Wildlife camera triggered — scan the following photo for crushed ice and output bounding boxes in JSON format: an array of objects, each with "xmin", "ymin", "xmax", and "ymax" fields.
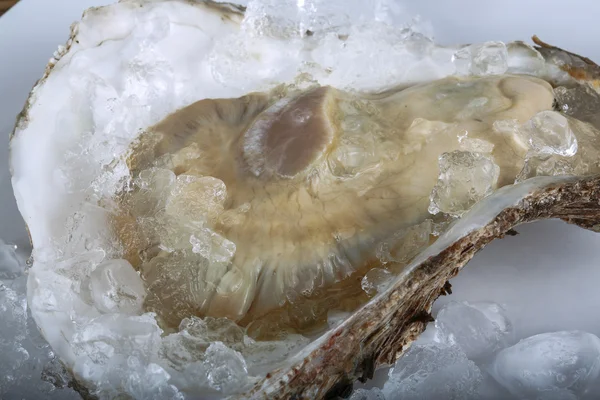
[{"xmin": 351, "ymin": 301, "xmax": 600, "ymax": 400}]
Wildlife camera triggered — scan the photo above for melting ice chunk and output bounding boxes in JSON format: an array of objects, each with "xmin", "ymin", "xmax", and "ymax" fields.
[
  {"xmin": 89, "ymin": 259, "xmax": 146, "ymax": 315},
  {"xmin": 434, "ymin": 301, "xmax": 513, "ymax": 360},
  {"xmin": 458, "ymin": 132, "xmax": 495, "ymax": 154},
  {"xmin": 429, "ymin": 151, "xmax": 500, "ymax": 216},
  {"xmin": 132, "ymin": 168, "xmax": 176, "ymax": 217},
  {"xmin": 453, "ymin": 41, "xmax": 508, "ymax": 76},
  {"xmin": 176, "ymin": 342, "xmax": 250, "ymax": 394},
  {"xmin": 361, "ymin": 268, "xmax": 393, "ymax": 297},
  {"xmin": 506, "ymin": 42, "xmax": 546, "ymax": 76},
  {"xmin": 327, "ymin": 136, "xmax": 379, "ymax": 178},
  {"xmin": 383, "ymin": 343, "xmax": 482, "ymax": 400},
  {"xmin": 202, "ymin": 342, "xmax": 249, "ymax": 393},
  {"xmin": 523, "ymin": 111, "xmax": 578, "ymax": 157},
  {"xmin": 190, "ymin": 228, "xmax": 236, "ymax": 264},
  {"xmin": 0, "ymin": 240, "xmax": 23, "ymax": 279},
  {"xmin": 349, "ymin": 387, "xmax": 385, "ymax": 400},
  {"xmin": 489, "ymin": 331, "xmax": 600, "ymax": 399},
  {"xmin": 375, "ymin": 220, "xmax": 433, "ymax": 265},
  {"xmin": 166, "ymin": 175, "xmax": 227, "ymax": 225}
]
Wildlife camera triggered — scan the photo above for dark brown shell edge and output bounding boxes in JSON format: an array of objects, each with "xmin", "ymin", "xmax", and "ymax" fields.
[
  {"xmin": 533, "ymin": 35, "xmax": 600, "ymax": 88},
  {"xmin": 240, "ymin": 175, "xmax": 600, "ymax": 400}
]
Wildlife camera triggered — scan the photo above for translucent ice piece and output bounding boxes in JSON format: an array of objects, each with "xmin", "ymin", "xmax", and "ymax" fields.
[
  {"xmin": 375, "ymin": 220, "xmax": 433, "ymax": 265},
  {"xmin": 383, "ymin": 343, "xmax": 482, "ymax": 400},
  {"xmin": 523, "ymin": 111, "xmax": 578, "ymax": 157},
  {"xmin": 361, "ymin": 268, "xmax": 393, "ymax": 297},
  {"xmin": 0, "ymin": 240, "xmax": 23, "ymax": 280},
  {"xmin": 0, "ymin": 283, "xmax": 28, "ymax": 344},
  {"xmin": 458, "ymin": 132, "xmax": 495, "ymax": 153},
  {"xmin": 182, "ymin": 342, "xmax": 250, "ymax": 394},
  {"xmin": 131, "ymin": 167, "xmax": 176, "ymax": 217},
  {"xmin": 190, "ymin": 227, "xmax": 236, "ymax": 264},
  {"xmin": 434, "ymin": 301, "xmax": 513, "ymax": 360},
  {"xmin": 506, "ymin": 41, "xmax": 546, "ymax": 76},
  {"xmin": 490, "ymin": 331, "xmax": 600, "ymax": 398},
  {"xmin": 453, "ymin": 41, "xmax": 508, "ymax": 76},
  {"xmin": 71, "ymin": 314, "xmax": 162, "ymax": 363},
  {"xmin": 349, "ymin": 387, "xmax": 385, "ymax": 400},
  {"xmin": 89, "ymin": 259, "xmax": 146, "ymax": 314},
  {"xmin": 166, "ymin": 175, "xmax": 227, "ymax": 225},
  {"xmin": 327, "ymin": 136, "xmax": 379, "ymax": 178},
  {"xmin": 123, "ymin": 361, "xmax": 183, "ymax": 400},
  {"xmin": 429, "ymin": 151, "xmax": 500, "ymax": 216}
]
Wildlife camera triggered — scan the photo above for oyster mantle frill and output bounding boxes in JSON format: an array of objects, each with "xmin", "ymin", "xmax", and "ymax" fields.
[{"xmin": 9, "ymin": 1, "xmax": 600, "ymax": 399}]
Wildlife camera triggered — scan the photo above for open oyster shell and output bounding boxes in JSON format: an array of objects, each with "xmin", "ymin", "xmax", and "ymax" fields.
[{"xmin": 9, "ymin": 0, "xmax": 600, "ymax": 399}]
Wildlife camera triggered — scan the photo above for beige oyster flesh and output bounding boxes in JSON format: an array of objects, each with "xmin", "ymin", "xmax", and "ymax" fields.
[
  {"xmin": 119, "ymin": 74, "xmax": 587, "ymax": 327},
  {"xmin": 8, "ymin": 0, "xmax": 600, "ymax": 399}
]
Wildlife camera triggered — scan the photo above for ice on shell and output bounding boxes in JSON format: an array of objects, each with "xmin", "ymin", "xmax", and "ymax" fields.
[
  {"xmin": 453, "ymin": 41, "xmax": 508, "ymax": 77},
  {"xmin": 523, "ymin": 111, "xmax": 578, "ymax": 157},
  {"xmin": 89, "ymin": 259, "xmax": 146, "ymax": 315},
  {"xmin": 428, "ymin": 151, "xmax": 500, "ymax": 216},
  {"xmin": 361, "ymin": 268, "xmax": 393, "ymax": 297}
]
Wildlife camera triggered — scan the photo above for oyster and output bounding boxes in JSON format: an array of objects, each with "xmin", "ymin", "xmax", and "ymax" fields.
[{"xmin": 8, "ymin": 0, "xmax": 600, "ymax": 399}]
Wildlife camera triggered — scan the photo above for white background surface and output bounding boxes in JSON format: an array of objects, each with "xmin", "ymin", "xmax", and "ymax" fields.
[{"xmin": 1, "ymin": 0, "xmax": 600, "ymax": 395}]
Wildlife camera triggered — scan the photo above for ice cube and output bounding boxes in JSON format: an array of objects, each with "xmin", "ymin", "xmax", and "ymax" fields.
[
  {"xmin": 383, "ymin": 343, "xmax": 483, "ymax": 400},
  {"xmin": 0, "ymin": 240, "xmax": 24, "ymax": 279},
  {"xmin": 376, "ymin": 220, "xmax": 433, "ymax": 265},
  {"xmin": 453, "ymin": 41, "xmax": 508, "ymax": 76},
  {"xmin": 123, "ymin": 361, "xmax": 183, "ymax": 400},
  {"xmin": 349, "ymin": 387, "xmax": 385, "ymax": 400},
  {"xmin": 434, "ymin": 301, "xmax": 513, "ymax": 360},
  {"xmin": 490, "ymin": 331, "xmax": 600, "ymax": 398},
  {"xmin": 327, "ymin": 136, "xmax": 379, "ymax": 178},
  {"xmin": 204, "ymin": 342, "xmax": 250, "ymax": 392},
  {"xmin": 361, "ymin": 268, "xmax": 393, "ymax": 297},
  {"xmin": 131, "ymin": 167, "xmax": 176, "ymax": 217},
  {"xmin": 89, "ymin": 259, "xmax": 147, "ymax": 315},
  {"xmin": 166, "ymin": 175, "xmax": 227, "ymax": 225},
  {"xmin": 506, "ymin": 42, "xmax": 546, "ymax": 76},
  {"xmin": 0, "ymin": 282, "xmax": 28, "ymax": 344},
  {"xmin": 179, "ymin": 342, "xmax": 251, "ymax": 394},
  {"xmin": 71, "ymin": 313, "xmax": 162, "ymax": 363},
  {"xmin": 190, "ymin": 227, "xmax": 236, "ymax": 264},
  {"xmin": 428, "ymin": 151, "xmax": 500, "ymax": 216},
  {"xmin": 523, "ymin": 111, "xmax": 578, "ymax": 157},
  {"xmin": 458, "ymin": 131, "xmax": 495, "ymax": 154}
]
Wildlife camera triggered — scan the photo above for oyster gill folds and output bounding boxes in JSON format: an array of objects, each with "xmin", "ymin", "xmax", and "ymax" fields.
[{"xmin": 8, "ymin": 0, "xmax": 600, "ymax": 399}]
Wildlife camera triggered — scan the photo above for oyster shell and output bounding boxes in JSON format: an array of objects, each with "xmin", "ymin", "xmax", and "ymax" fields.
[{"xmin": 8, "ymin": 0, "xmax": 600, "ymax": 399}]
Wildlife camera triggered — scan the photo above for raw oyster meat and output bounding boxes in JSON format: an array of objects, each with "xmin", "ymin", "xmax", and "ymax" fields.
[{"xmin": 8, "ymin": 0, "xmax": 600, "ymax": 399}]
